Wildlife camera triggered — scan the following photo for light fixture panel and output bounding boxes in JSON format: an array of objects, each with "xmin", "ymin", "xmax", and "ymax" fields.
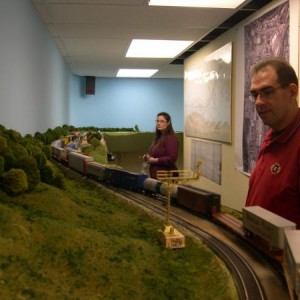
[
  {"xmin": 126, "ymin": 39, "xmax": 193, "ymax": 58},
  {"xmin": 117, "ymin": 69, "xmax": 158, "ymax": 78},
  {"xmin": 148, "ymin": 0, "xmax": 246, "ymax": 9}
]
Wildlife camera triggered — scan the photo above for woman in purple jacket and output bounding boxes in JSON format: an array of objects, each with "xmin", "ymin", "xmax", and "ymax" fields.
[{"xmin": 143, "ymin": 112, "xmax": 179, "ymax": 179}]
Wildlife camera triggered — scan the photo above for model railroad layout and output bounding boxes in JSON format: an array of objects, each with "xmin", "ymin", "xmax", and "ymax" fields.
[{"xmin": 51, "ymin": 135, "xmax": 300, "ymax": 300}]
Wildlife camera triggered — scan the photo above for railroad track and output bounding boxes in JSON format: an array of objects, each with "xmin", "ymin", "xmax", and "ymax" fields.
[
  {"xmin": 108, "ymin": 187, "xmax": 266, "ymax": 300},
  {"xmin": 55, "ymin": 163, "xmax": 274, "ymax": 300}
]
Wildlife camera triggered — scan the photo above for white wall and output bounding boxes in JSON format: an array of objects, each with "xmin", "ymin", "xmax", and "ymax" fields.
[
  {"xmin": 184, "ymin": 0, "xmax": 299, "ymax": 211},
  {"xmin": 0, "ymin": 0, "xmax": 71, "ymax": 135}
]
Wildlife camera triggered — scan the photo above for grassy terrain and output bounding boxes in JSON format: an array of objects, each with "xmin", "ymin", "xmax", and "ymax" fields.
[
  {"xmin": 81, "ymin": 145, "xmax": 108, "ymax": 165},
  {"xmin": 0, "ymin": 168, "xmax": 238, "ymax": 299}
]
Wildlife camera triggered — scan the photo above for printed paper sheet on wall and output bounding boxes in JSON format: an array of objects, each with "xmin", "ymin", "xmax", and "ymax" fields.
[{"xmin": 191, "ymin": 139, "xmax": 222, "ymax": 185}]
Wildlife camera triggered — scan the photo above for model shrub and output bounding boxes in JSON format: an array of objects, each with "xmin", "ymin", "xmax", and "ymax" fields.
[
  {"xmin": 40, "ymin": 164, "xmax": 54, "ymax": 184},
  {"xmin": 10, "ymin": 143, "xmax": 28, "ymax": 159},
  {"xmin": 44, "ymin": 129, "xmax": 56, "ymax": 144},
  {"xmin": 34, "ymin": 151, "xmax": 47, "ymax": 169},
  {"xmin": 2, "ymin": 168, "xmax": 28, "ymax": 195},
  {"xmin": 1, "ymin": 147, "xmax": 15, "ymax": 171},
  {"xmin": 5, "ymin": 129, "xmax": 21, "ymax": 142},
  {"xmin": 53, "ymin": 172, "xmax": 65, "ymax": 189},
  {"xmin": 43, "ymin": 145, "xmax": 52, "ymax": 159},
  {"xmin": 0, "ymin": 136, "xmax": 7, "ymax": 153},
  {"xmin": 0, "ymin": 124, "xmax": 6, "ymax": 134},
  {"xmin": 14, "ymin": 156, "xmax": 40, "ymax": 191},
  {"xmin": 89, "ymin": 137, "xmax": 100, "ymax": 149},
  {"xmin": 34, "ymin": 132, "xmax": 47, "ymax": 144},
  {"xmin": 0, "ymin": 156, "xmax": 4, "ymax": 176}
]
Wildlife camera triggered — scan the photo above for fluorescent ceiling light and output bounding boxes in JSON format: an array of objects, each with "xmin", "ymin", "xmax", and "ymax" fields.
[
  {"xmin": 126, "ymin": 39, "xmax": 193, "ymax": 58},
  {"xmin": 148, "ymin": 0, "xmax": 246, "ymax": 9},
  {"xmin": 117, "ymin": 69, "xmax": 158, "ymax": 78}
]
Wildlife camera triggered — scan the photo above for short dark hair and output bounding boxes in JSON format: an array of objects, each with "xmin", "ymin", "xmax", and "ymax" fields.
[{"xmin": 251, "ymin": 57, "xmax": 298, "ymax": 87}]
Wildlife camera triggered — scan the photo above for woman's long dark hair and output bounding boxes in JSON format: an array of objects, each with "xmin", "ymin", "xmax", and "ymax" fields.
[{"xmin": 154, "ymin": 112, "xmax": 175, "ymax": 139}]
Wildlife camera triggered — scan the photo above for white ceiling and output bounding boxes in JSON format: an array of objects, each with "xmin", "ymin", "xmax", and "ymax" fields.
[{"xmin": 31, "ymin": 0, "xmax": 270, "ymax": 78}]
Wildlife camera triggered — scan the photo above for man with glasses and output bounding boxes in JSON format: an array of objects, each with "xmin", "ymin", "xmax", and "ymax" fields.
[{"xmin": 245, "ymin": 57, "xmax": 300, "ymax": 228}]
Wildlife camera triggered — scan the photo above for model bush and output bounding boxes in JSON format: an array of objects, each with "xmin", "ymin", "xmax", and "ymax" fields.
[
  {"xmin": 53, "ymin": 172, "xmax": 65, "ymax": 189},
  {"xmin": 10, "ymin": 143, "xmax": 28, "ymax": 158},
  {"xmin": 0, "ymin": 156, "xmax": 4, "ymax": 176},
  {"xmin": 2, "ymin": 168, "xmax": 28, "ymax": 195},
  {"xmin": 43, "ymin": 144, "xmax": 52, "ymax": 159},
  {"xmin": 89, "ymin": 137, "xmax": 100, "ymax": 149},
  {"xmin": 33, "ymin": 149, "xmax": 47, "ymax": 169},
  {"xmin": 34, "ymin": 131, "xmax": 47, "ymax": 144},
  {"xmin": 0, "ymin": 136, "xmax": 7, "ymax": 152},
  {"xmin": 40, "ymin": 164, "xmax": 54, "ymax": 184},
  {"xmin": 14, "ymin": 156, "xmax": 40, "ymax": 191},
  {"xmin": 1, "ymin": 147, "xmax": 15, "ymax": 171},
  {"xmin": 0, "ymin": 123, "xmax": 123, "ymax": 195},
  {"xmin": 5, "ymin": 129, "xmax": 22, "ymax": 141}
]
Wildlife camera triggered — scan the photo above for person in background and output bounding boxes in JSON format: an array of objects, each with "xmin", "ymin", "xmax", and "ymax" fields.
[
  {"xmin": 245, "ymin": 57, "xmax": 300, "ymax": 228},
  {"xmin": 143, "ymin": 112, "xmax": 179, "ymax": 179}
]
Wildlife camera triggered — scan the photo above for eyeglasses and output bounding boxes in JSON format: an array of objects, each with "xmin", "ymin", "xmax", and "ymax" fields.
[{"xmin": 249, "ymin": 85, "xmax": 287, "ymax": 103}]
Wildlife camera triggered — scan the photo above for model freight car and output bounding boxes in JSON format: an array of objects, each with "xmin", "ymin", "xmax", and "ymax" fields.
[
  {"xmin": 104, "ymin": 167, "xmax": 147, "ymax": 191},
  {"xmin": 142, "ymin": 177, "xmax": 178, "ymax": 199},
  {"xmin": 176, "ymin": 185, "xmax": 220, "ymax": 217},
  {"xmin": 283, "ymin": 230, "xmax": 300, "ymax": 300},
  {"xmin": 243, "ymin": 206, "xmax": 296, "ymax": 250},
  {"xmin": 68, "ymin": 151, "xmax": 94, "ymax": 174},
  {"xmin": 86, "ymin": 161, "xmax": 107, "ymax": 181}
]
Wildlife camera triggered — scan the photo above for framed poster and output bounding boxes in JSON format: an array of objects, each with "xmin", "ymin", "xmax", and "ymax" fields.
[{"xmin": 184, "ymin": 42, "xmax": 232, "ymax": 143}]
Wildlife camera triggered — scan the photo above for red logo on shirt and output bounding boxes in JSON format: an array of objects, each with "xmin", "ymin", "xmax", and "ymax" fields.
[{"xmin": 270, "ymin": 163, "xmax": 281, "ymax": 175}]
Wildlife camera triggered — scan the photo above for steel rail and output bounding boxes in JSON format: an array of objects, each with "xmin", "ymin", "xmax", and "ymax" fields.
[{"xmin": 115, "ymin": 188, "xmax": 266, "ymax": 300}]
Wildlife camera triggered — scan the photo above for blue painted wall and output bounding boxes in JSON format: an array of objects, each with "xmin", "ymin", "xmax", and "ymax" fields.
[
  {"xmin": 0, "ymin": 0, "xmax": 71, "ymax": 136},
  {"xmin": 70, "ymin": 76, "xmax": 183, "ymax": 132},
  {"xmin": 0, "ymin": 0, "xmax": 183, "ymax": 135}
]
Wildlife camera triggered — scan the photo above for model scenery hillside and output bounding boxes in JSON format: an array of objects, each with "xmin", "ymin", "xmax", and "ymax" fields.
[{"xmin": 0, "ymin": 123, "xmax": 237, "ymax": 299}]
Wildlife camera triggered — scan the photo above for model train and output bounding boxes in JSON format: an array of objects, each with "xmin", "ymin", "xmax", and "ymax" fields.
[
  {"xmin": 51, "ymin": 136, "xmax": 299, "ymax": 299},
  {"xmin": 51, "ymin": 136, "xmax": 221, "ymax": 217}
]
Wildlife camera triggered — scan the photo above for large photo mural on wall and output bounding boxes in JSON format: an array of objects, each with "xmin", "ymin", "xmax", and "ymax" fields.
[
  {"xmin": 184, "ymin": 42, "xmax": 232, "ymax": 143},
  {"xmin": 242, "ymin": 1, "xmax": 289, "ymax": 174}
]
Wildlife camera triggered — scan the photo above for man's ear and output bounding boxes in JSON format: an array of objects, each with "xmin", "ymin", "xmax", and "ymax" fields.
[{"xmin": 288, "ymin": 83, "xmax": 298, "ymax": 99}]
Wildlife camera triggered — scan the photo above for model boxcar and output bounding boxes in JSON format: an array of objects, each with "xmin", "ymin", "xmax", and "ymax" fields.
[
  {"xmin": 176, "ymin": 185, "xmax": 220, "ymax": 217},
  {"xmin": 104, "ymin": 167, "xmax": 124, "ymax": 186},
  {"xmin": 104, "ymin": 167, "xmax": 147, "ymax": 191},
  {"xmin": 242, "ymin": 206, "xmax": 296, "ymax": 250},
  {"xmin": 118, "ymin": 171, "xmax": 148, "ymax": 191},
  {"xmin": 86, "ymin": 161, "xmax": 107, "ymax": 181},
  {"xmin": 68, "ymin": 151, "xmax": 94, "ymax": 174}
]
